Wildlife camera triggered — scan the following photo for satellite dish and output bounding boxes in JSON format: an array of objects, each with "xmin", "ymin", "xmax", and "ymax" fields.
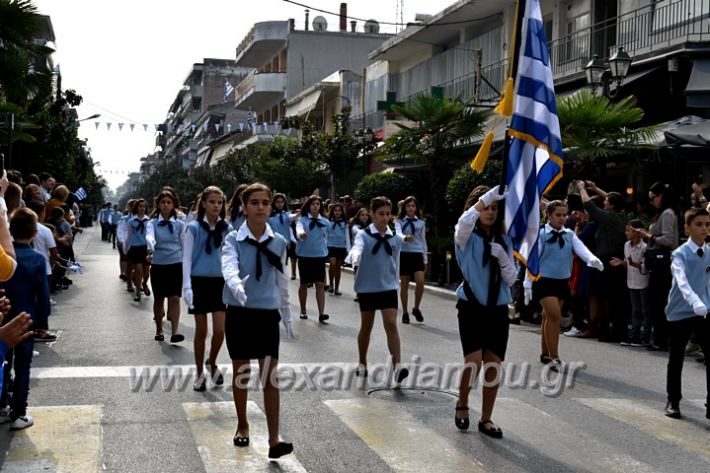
[
  {"xmin": 313, "ymin": 16, "xmax": 328, "ymax": 31},
  {"xmin": 364, "ymin": 19, "xmax": 380, "ymax": 34}
]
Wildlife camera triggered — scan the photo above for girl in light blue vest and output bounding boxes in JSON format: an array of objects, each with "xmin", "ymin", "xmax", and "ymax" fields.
[
  {"xmin": 183, "ymin": 186, "xmax": 232, "ymax": 391},
  {"xmin": 523, "ymin": 200, "xmax": 603, "ymax": 370},
  {"xmin": 221, "ymin": 183, "xmax": 294, "ymax": 459},
  {"xmin": 123, "ymin": 199, "xmax": 151, "ymax": 302},
  {"xmin": 349, "ymin": 207, "xmax": 370, "ymax": 303},
  {"xmin": 327, "ymin": 202, "xmax": 350, "ymax": 296},
  {"xmin": 268, "ymin": 193, "xmax": 296, "ymax": 276},
  {"xmin": 146, "ymin": 189, "xmax": 185, "ymax": 344},
  {"xmin": 396, "ymin": 196, "xmax": 428, "ymax": 324},
  {"xmin": 453, "ymin": 185, "xmax": 515, "ymax": 439},
  {"xmin": 228, "ymin": 184, "xmax": 248, "ymax": 230},
  {"xmin": 295, "ymin": 195, "xmax": 330, "ymax": 322},
  {"xmin": 116, "ymin": 200, "xmax": 134, "ymax": 286},
  {"xmin": 347, "ymin": 196, "xmax": 409, "ymax": 384}
]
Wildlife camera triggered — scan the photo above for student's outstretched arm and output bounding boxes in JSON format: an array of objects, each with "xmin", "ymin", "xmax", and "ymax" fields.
[{"xmin": 571, "ymin": 233, "xmax": 603, "ymax": 270}]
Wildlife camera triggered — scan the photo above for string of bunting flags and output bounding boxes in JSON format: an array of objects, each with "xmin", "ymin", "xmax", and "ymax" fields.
[{"xmin": 90, "ymin": 117, "xmax": 263, "ymax": 135}]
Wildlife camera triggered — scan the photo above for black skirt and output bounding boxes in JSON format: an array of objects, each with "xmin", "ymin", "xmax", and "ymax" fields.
[
  {"xmin": 189, "ymin": 276, "xmax": 227, "ymax": 314},
  {"xmin": 357, "ymin": 290, "xmax": 398, "ymax": 312},
  {"xmin": 399, "ymin": 251, "xmax": 425, "ymax": 276},
  {"xmin": 456, "ymin": 298, "xmax": 510, "ymax": 360},
  {"xmin": 328, "ymin": 246, "xmax": 348, "ymax": 261},
  {"xmin": 287, "ymin": 242, "xmax": 297, "ymax": 259},
  {"xmin": 127, "ymin": 245, "xmax": 148, "ymax": 265},
  {"xmin": 150, "ymin": 263, "xmax": 182, "ymax": 298},
  {"xmin": 532, "ymin": 277, "xmax": 570, "ymax": 301},
  {"xmin": 298, "ymin": 257, "xmax": 326, "ymax": 284},
  {"xmin": 225, "ymin": 306, "xmax": 281, "ymax": 360}
]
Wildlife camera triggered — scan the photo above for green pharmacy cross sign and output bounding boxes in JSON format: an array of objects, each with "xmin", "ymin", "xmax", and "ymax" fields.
[{"xmin": 377, "ymin": 92, "xmax": 403, "ymax": 119}]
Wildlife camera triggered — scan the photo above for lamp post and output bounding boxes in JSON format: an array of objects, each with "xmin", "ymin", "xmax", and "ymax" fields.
[
  {"xmin": 585, "ymin": 47, "xmax": 632, "ymax": 98},
  {"xmin": 78, "ymin": 113, "xmax": 101, "ymax": 124},
  {"xmin": 355, "ymin": 127, "xmax": 375, "ymax": 174}
]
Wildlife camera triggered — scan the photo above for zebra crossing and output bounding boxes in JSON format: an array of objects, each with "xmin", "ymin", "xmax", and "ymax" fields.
[{"xmin": 2, "ymin": 395, "xmax": 709, "ymax": 472}]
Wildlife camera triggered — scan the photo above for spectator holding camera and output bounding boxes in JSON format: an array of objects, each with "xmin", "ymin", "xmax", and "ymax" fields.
[{"xmin": 577, "ymin": 180, "xmax": 628, "ymax": 342}]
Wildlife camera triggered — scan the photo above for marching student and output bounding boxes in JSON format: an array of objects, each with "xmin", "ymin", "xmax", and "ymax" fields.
[
  {"xmin": 227, "ymin": 184, "xmax": 248, "ymax": 230},
  {"xmin": 268, "ymin": 193, "xmax": 296, "ymax": 272},
  {"xmin": 524, "ymin": 200, "xmax": 603, "ymax": 371},
  {"xmin": 288, "ymin": 200, "xmax": 302, "ymax": 280},
  {"xmin": 327, "ymin": 202, "xmax": 350, "ymax": 296},
  {"xmin": 116, "ymin": 200, "xmax": 134, "ymax": 285},
  {"xmin": 146, "ymin": 189, "xmax": 185, "ymax": 343},
  {"xmin": 663, "ymin": 208, "xmax": 710, "ymax": 419},
  {"xmin": 183, "ymin": 186, "xmax": 232, "ymax": 391},
  {"xmin": 349, "ymin": 207, "xmax": 370, "ymax": 302},
  {"xmin": 452, "ymin": 185, "xmax": 514, "ymax": 439},
  {"xmin": 396, "ymin": 196, "xmax": 428, "ymax": 324},
  {"xmin": 221, "ymin": 182, "xmax": 294, "ymax": 459},
  {"xmin": 123, "ymin": 199, "xmax": 151, "ymax": 302},
  {"xmin": 347, "ymin": 196, "xmax": 408, "ymax": 384},
  {"xmin": 295, "ymin": 195, "xmax": 330, "ymax": 322},
  {"xmin": 110, "ymin": 204, "xmax": 122, "ymax": 249}
]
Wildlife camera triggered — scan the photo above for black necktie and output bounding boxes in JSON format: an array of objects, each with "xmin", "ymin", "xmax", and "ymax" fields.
[
  {"xmin": 366, "ymin": 229, "xmax": 393, "ymax": 255},
  {"xmin": 473, "ymin": 225, "xmax": 507, "ymax": 307},
  {"xmin": 547, "ymin": 230, "xmax": 565, "ymax": 248},
  {"xmin": 402, "ymin": 218, "xmax": 416, "ymax": 235},
  {"xmin": 332, "ymin": 220, "xmax": 345, "ymax": 229},
  {"xmin": 309, "ymin": 217, "xmax": 325, "ymax": 230},
  {"xmin": 473, "ymin": 226, "xmax": 494, "ymax": 267},
  {"xmin": 698, "ymin": 248, "xmax": 705, "ymax": 258},
  {"xmin": 135, "ymin": 218, "xmax": 146, "ymax": 234},
  {"xmin": 158, "ymin": 220, "xmax": 174, "ymax": 234},
  {"xmin": 200, "ymin": 220, "xmax": 228, "ymax": 254},
  {"xmin": 270, "ymin": 210, "xmax": 284, "ymax": 225},
  {"xmin": 243, "ymin": 236, "xmax": 283, "ymax": 280}
]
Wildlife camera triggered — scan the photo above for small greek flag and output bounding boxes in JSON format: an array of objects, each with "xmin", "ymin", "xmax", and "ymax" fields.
[
  {"xmin": 223, "ymin": 80, "xmax": 235, "ymax": 103},
  {"xmin": 74, "ymin": 187, "xmax": 88, "ymax": 201}
]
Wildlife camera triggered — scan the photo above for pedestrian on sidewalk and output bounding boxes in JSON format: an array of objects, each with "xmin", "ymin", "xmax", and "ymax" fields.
[
  {"xmin": 663, "ymin": 208, "xmax": 710, "ymax": 420},
  {"xmin": 452, "ymin": 185, "xmax": 514, "ymax": 439},
  {"xmin": 123, "ymin": 199, "xmax": 151, "ymax": 302},
  {"xmin": 146, "ymin": 190, "xmax": 185, "ymax": 344},
  {"xmin": 347, "ymin": 196, "xmax": 408, "ymax": 385},
  {"xmin": 524, "ymin": 200, "xmax": 603, "ymax": 371},
  {"xmin": 182, "ymin": 186, "xmax": 231, "ymax": 391},
  {"xmin": 326, "ymin": 202, "xmax": 350, "ymax": 296},
  {"xmin": 396, "ymin": 196, "xmax": 428, "ymax": 324},
  {"xmin": 295, "ymin": 195, "xmax": 330, "ymax": 322},
  {"xmin": 221, "ymin": 182, "xmax": 294, "ymax": 459}
]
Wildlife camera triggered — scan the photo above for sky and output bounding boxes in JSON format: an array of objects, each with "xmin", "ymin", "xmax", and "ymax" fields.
[{"xmin": 32, "ymin": 0, "xmax": 455, "ymax": 191}]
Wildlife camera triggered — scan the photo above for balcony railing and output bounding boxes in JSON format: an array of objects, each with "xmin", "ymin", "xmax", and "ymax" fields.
[{"xmin": 235, "ymin": 70, "xmax": 256, "ymax": 98}]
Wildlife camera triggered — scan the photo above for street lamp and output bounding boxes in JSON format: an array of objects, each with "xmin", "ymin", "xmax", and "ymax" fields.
[{"xmin": 585, "ymin": 47, "xmax": 633, "ymax": 97}]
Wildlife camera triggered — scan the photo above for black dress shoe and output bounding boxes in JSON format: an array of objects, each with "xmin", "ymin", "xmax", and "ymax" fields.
[
  {"xmin": 455, "ymin": 403, "xmax": 469, "ymax": 430},
  {"xmin": 170, "ymin": 334, "xmax": 184, "ymax": 343},
  {"xmin": 402, "ymin": 312, "xmax": 410, "ymax": 324},
  {"xmin": 233, "ymin": 435, "xmax": 249, "ymax": 447},
  {"xmin": 268, "ymin": 441, "xmax": 293, "ymax": 459},
  {"xmin": 412, "ymin": 308, "xmax": 424, "ymax": 322},
  {"xmin": 355, "ymin": 367, "xmax": 368, "ymax": 377},
  {"xmin": 540, "ymin": 353, "xmax": 553, "ymax": 365},
  {"xmin": 478, "ymin": 420, "xmax": 503, "ymax": 438},
  {"xmin": 395, "ymin": 368, "xmax": 409, "ymax": 384},
  {"xmin": 664, "ymin": 402, "xmax": 681, "ymax": 419},
  {"xmin": 154, "ymin": 334, "xmax": 164, "ymax": 341},
  {"xmin": 318, "ymin": 313, "xmax": 329, "ymax": 323}
]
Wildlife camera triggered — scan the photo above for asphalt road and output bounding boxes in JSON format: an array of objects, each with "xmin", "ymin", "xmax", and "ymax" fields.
[{"xmin": 1, "ymin": 225, "xmax": 709, "ymax": 473}]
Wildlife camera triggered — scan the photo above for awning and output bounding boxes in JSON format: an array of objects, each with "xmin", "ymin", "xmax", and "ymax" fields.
[
  {"xmin": 685, "ymin": 59, "xmax": 710, "ymax": 108},
  {"xmin": 665, "ymin": 120, "xmax": 710, "ymax": 146},
  {"xmin": 209, "ymin": 140, "xmax": 235, "ymax": 167},
  {"xmin": 195, "ymin": 146, "xmax": 212, "ymax": 168},
  {"xmin": 285, "ymin": 91, "xmax": 322, "ymax": 118}
]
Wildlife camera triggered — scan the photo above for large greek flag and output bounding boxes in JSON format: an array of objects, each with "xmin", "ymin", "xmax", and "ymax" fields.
[{"xmin": 504, "ymin": 0, "xmax": 564, "ymax": 279}]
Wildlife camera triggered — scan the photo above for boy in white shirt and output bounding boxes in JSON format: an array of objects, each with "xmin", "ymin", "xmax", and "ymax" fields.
[{"xmin": 611, "ymin": 219, "xmax": 650, "ymax": 346}]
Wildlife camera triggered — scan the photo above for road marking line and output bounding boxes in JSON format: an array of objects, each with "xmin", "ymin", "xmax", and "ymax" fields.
[
  {"xmin": 324, "ymin": 398, "xmax": 486, "ymax": 473},
  {"xmin": 182, "ymin": 401, "xmax": 306, "ymax": 473},
  {"xmin": 579, "ymin": 398, "xmax": 710, "ymax": 463},
  {"xmin": 1, "ymin": 405, "xmax": 102, "ymax": 473}
]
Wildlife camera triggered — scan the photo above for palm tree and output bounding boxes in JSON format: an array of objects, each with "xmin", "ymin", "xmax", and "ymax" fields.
[
  {"xmin": 383, "ymin": 93, "xmax": 489, "ymax": 237},
  {"xmin": 557, "ymin": 89, "xmax": 658, "ymax": 179}
]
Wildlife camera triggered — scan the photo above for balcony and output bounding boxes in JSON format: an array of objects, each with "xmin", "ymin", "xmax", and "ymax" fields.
[
  {"xmin": 234, "ymin": 70, "xmax": 287, "ymax": 111},
  {"xmin": 235, "ymin": 21, "xmax": 290, "ymax": 68}
]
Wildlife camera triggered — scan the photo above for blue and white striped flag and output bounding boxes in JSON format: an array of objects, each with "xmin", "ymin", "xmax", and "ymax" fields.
[
  {"xmin": 74, "ymin": 187, "xmax": 87, "ymax": 201},
  {"xmin": 504, "ymin": 0, "xmax": 564, "ymax": 279},
  {"xmin": 223, "ymin": 80, "xmax": 235, "ymax": 103}
]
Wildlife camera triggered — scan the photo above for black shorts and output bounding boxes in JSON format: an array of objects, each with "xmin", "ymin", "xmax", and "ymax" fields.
[
  {"xmin": 358, "ymin": 290, "xmax": 398, "ymax": 312},
  {"xmin": 127, "ymin": 245, "xmax": 148, "ymax": 265},
  {"xmin": 298, "ymin": 257, "xmax": 326, "ymax": 284},
  {"xmin": 225, "ymin": 306, "xmax": 281, "ymax": 360},
  {"xmin": 399, "ymin": 252, "xmax": 425, "ymax": 276},
  {"xmin": 287, "ymin": 242, "xmax": 297, "ymax": 259},
  {"xmin": 150, "ymin": 263, "xmax": 182, "ymax": 298},
  {"xmin": 533, "ymin": 277, "xmax": 570, "ymax": 301},
  {"xmin": 189, "ymin": 276, "xmax": 227, "ymax": 314},
  {"xmin": 457, "ymin": 298, "xmax": 510, "ymax": 359},
  {"xmin": 328, "ymin": 246, "xmax": 348, "ymax": 261}
]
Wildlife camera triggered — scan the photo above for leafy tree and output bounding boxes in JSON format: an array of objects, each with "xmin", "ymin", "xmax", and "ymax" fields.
[
  {"xmin": 445, "ymin": 159, "xmax": 502, "ymax": 213},
  {"xmin": 353, "ymin": 172, "xmax": 413, "ymax": 208},
  {"xmin": 383, "ymin": 93, "xmax": 489, "ymax": 237}
]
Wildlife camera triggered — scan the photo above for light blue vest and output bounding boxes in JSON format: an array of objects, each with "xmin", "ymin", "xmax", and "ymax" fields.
[
  {"xmin": 538, "ymin": 227, "xmax": 575, "ymax": 279},
  {"xmin": 128, "ymin": 216, "xmax": 149, "ymax": 247},
  {"xmin": 230, "ymin": 209, "xmax": 245, "ymax": 231},
  {"xmin": 222, "ymin": 231, "xmax": 288, "ymax": 309},
  {"xmin": 296, "ymin": 215, "xmax": 329, "ymax": 258},
  {"xmin": 187, "ymin": 220, "xmax": 232, "ymax": 277},
  {"xmin": 110, "ymin": 211, "xmax": 122, "ymax": 225},
  {"xmin": 151, "ymin": 218, "xmax": 184, "ymax": 265},
  {"xmin": 328, "ymin": 220, "xmax": 348, "ymax": 248},
  {"xmin": 353, "ymin": 230, "xmax": 403, "ymax": 294},
  {"xmin": 268, "ymin": 211, "xmax": 292, "ymax": 244},
  {"xmin": 455, "ymin": 230, "xmax": 513, "ymax": 306},
  {"xmin": 666, "ymin": 242, "xmax": 710, "ymax": 321},
  {"xmin": 399, "ymin": 217, "xmax": 426, "ymax": 254}
]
